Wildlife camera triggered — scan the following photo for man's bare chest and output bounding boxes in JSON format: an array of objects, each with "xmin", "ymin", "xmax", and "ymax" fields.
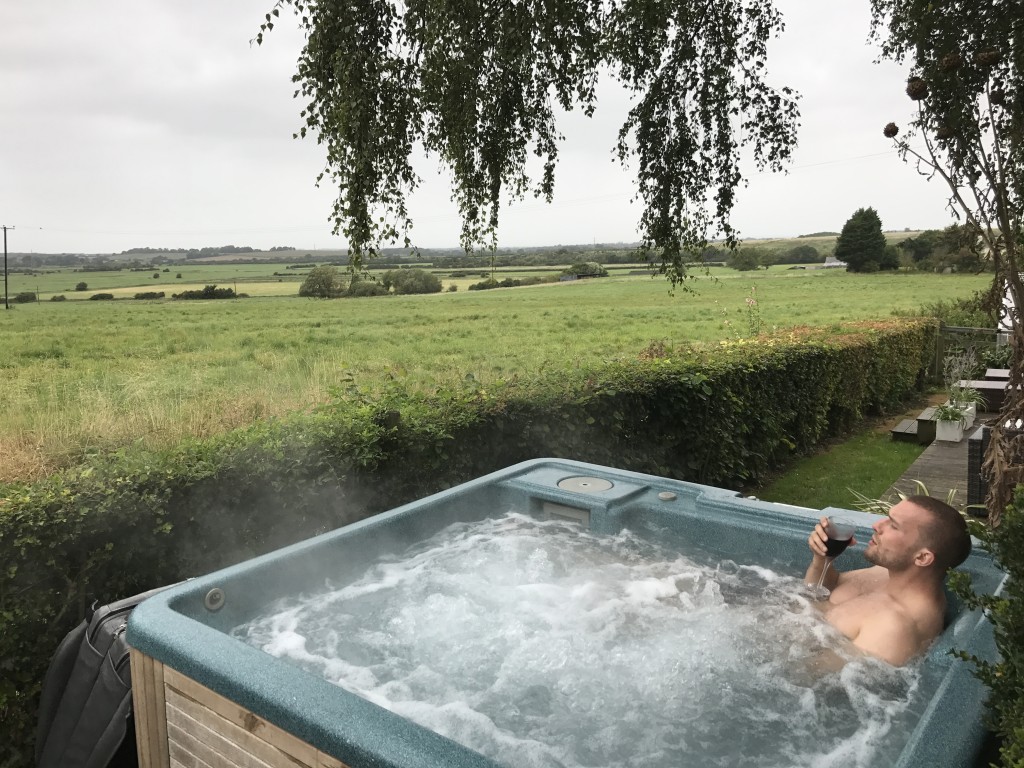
[{"xmin": 824, "ymin": 590, "xmax": 890, "ymax": 639}]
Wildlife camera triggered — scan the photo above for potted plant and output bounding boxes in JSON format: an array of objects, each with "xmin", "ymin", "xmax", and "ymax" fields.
[
  {"xmin": 949, "ymin": 384, "xmax": 985, "ymax": 430},
  {"xmin": 935, "ymin": 402, "xmax": 967, "ymax": 442}
]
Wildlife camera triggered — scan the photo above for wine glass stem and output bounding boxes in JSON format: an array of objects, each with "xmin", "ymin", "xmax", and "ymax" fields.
[{"xmin": 816, "ymin": 557, "xmax": 834, "ymax": 592}]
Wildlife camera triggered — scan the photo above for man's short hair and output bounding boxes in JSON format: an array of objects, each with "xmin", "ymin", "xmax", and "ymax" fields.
[{"xmin": 906, "ymin": 495, "xmax": 972, "ymax": 571}]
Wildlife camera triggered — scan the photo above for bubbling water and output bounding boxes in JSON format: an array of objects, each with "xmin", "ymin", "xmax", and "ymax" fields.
[{"xmin": 232, "ymin": 512, "xmax": 925, "ymax": 768}]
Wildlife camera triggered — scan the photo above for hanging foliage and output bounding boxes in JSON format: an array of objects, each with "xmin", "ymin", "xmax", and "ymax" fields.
[{"xmin": 256, "ymin": 0, "xmax": 800, "ymax": 285}]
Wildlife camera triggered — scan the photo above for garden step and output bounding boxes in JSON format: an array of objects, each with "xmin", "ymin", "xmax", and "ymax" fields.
[
  {"xmin": 916, "ymin": 407, "xmax": 937, "ymax": 445},
  {"xmin": 891, "ymin": 419, "xmax": 919, "ymax": 443}
]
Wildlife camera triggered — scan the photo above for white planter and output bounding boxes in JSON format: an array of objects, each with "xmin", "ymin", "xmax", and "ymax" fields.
[
  {"xmin": 962, "ymin": 403, "xmax": 977, "ymax": 430},
  {"xmin": 936, "ymin": 418, "xmax": 966, "ymax": 442}
]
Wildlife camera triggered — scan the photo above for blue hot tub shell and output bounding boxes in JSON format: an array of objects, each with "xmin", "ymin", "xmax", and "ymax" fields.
[{"xmin": 128, "ymin": 458, "xmax": 1005, "ymax": 768}]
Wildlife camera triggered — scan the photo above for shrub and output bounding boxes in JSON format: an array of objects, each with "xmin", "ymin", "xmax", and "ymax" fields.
[
  {"xmin": 346, "ymin": 280, "xmax": 389, "ymax": 297},
  {"xmin": 12, "ymin": 292, "xmax": 36, "ymax": 304},
  {"xmin": 298, "ymin": 265, "xmax": 345, "ymax": 298},
  {"xmin": 563, "ymin": 261, "xmax": 609, "ymax": 278},
  {"xmin": 914, "ymin": 290, "xmax": 994, "ymax": 328},
  {"xmin": 88, "ymin": 293, "xmax": 114, "ymax": 301},
  {"xmin": 777, "ymin": 245, "xmax": 820, "ymax": 265},
  {"xmin": 134, "ymin": 291, "xmax": 166, "ymax": 300},
  {"xmin": 381, "ymin": 268, "xmax": 443, "ymax": 295},
  {"xmin": 74, "ymin": 282, "xmax": 88, "ymax": 291},
  {"xmin": 726, "ymin": 249, "xmax": 764, "ymax": 271},
  {"xmin": 49, "ymin": 294, "xmax": 66, "ymax": 302},
  {"xmin": 468, "ymin": 278, "xmax": 501, "ymax": 291},
  {"xmin": 172, "ymin": 285, "xmax": 237, "ymax": 300}
]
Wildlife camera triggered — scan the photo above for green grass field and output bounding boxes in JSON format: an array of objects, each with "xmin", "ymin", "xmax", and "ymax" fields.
[{"xmin": 1, "ymin": 265, "xmax": 990, "ymax": 481}]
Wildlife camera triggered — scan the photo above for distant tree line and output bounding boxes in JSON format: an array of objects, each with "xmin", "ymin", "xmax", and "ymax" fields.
[
  {"xmin": 298, "ymin": 266, "xmax": 445, "ymax": 299},
  {"xmin": 120, "ymin": 245, "xmax": 294, "ymax": 257},
  {"xmin": 721, "ymin": 244, "xmax": 827, "ymax": 271},
  {"xmin": 895, "ymin": 225, "xmax": 989, "ymax": 273},
  {"xmin": 13, "ymin": 231, "xmax": 985, "ymax": 277},
  {"xmin": 719, "ymin": 209, "xmax": 992, "ymax": 274},
  {"xmin": 172, "ymin": 285, "xmax": 243, "ymax": 300}
]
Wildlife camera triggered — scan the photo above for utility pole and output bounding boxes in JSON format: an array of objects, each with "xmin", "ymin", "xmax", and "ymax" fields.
[{"xmin": 2, "ymin": 225, "xmax": 13, "ymax": 310}]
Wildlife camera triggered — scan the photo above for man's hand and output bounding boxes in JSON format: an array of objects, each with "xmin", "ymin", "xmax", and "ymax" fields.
[
  {"xmin": 804, "ymin": 516, "xmax": 856, "ymax": 592},
  {"xmin": 807, "ymin": 515, "xmax": 857, "ymax": 557}
]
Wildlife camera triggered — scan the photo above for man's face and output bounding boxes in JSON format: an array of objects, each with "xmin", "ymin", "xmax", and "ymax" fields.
[{"xmin": 864, "ymin": 500, "xmax": 931, "ymax": 571}]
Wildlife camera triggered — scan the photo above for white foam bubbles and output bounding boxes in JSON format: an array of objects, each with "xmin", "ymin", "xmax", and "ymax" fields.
[{"xmin": 231, "ymin": 512, "xmax": 927, "ymax": 768}]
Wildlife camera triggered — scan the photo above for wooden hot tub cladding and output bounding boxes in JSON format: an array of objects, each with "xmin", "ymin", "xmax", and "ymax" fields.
[{"xmin": 130, "ymin": 649, "xmax": 351, "ymax": 768}]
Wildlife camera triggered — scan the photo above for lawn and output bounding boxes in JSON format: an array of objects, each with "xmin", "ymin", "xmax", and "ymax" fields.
[
  {"xmin": 0, "ymin": 267, "xmax": 991, "ymax": 481},
  {"xmin": 754, "ymin": 428, "xmax": 927, "ymax": 511}
]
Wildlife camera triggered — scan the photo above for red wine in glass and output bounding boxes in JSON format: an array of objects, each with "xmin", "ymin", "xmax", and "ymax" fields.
[
  {"xmin": 807, "ymin": 516, "xmax": 857, "ymax": 600},
  {"xmin": 824, "ymin": 535, "xmax": 853, "ymax": 558}
]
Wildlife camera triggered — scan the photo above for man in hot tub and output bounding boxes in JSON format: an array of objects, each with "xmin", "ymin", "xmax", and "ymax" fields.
[{"xmin": 805, "ymin": 496, "xmax": 972, "ymax": 666}]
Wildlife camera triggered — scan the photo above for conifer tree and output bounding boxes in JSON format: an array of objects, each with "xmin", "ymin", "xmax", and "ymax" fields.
[{"xmin": 835, "ymin": 207, "xmax": 889, "ymax": 272}]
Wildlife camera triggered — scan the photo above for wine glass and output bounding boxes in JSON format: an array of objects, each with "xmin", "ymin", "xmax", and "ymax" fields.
[{"xmin": 806, "ymin": 516, "xmax": 857, "ymax": 601}]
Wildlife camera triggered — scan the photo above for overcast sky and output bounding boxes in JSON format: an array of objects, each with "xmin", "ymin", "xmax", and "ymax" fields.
[{"xmin": 2, "ymin": 1, "xmax": 960, "ymax": 255}]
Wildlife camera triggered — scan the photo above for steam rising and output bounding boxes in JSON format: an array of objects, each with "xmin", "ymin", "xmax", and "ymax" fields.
[{"xmin": 232, "ymin": 513, "xmax": 925, "ymax": 767}]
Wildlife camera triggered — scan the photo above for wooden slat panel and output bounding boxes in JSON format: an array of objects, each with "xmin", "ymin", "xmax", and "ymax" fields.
[
  {"xmin": 164, "ymin": 667, "xmax": 319, "ymax": 766},
  {"xmin": 163, "ymin": 669, "xmax": 353, "ymax": 768},
  {"xmin": 166, "ymin": 689, "xmax": 299, "ymax": 768},
  {"xmin": 131, "ymin": 650, "xmax": 171, "ymax": 768},
  {"xmin": 168, "ymin": 718, "xmax": 277, "ymax": 768},
  {"xmin": 168, "ymin": 731, "xmax": 217, "ymax": 768},
  {"xmin": 130, "ymin": 652, "xmax": 151, "ymax": 766}
]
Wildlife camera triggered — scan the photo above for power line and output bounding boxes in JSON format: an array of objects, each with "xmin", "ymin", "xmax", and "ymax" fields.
[{"xmin": 788, "ymin": 150, "xmax": 897, "ymax": 170}]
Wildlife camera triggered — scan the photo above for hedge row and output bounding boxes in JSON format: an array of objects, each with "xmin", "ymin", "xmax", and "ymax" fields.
[{"xmin": 0, "ymin": 318, "xmax": 936, "ymax": 766}]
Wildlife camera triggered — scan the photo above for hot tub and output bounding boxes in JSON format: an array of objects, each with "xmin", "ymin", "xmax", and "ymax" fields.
[{"xmin": 127, "ymin": 458, "xmax": 1004, "ymax": 768}]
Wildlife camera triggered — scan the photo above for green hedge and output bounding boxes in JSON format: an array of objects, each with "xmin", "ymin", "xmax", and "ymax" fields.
[{"xmin": 0, "ymin": 318, "xmax": 935, "ymax": 766}]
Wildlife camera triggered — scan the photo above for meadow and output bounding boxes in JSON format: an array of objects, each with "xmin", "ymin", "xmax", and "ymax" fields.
[{"xmin": 1, "ymin": 265, "xmax": 991, "ymax": 482}]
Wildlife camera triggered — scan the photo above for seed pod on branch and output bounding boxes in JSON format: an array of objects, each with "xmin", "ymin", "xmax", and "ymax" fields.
[
  {"xmin": 883, "ymin": 122, "xmax": 899, "ymax": 138},
  {"xmin": 906, "ymin": 77, "xmax": 929, "ymax": 100},
  {"xmin": 975, "ymin": 49, "xmax": 1001, "ymax": 67},
  {"xmin": 940, "ymin": 52, "xmax": 962, "ymax": 71}
]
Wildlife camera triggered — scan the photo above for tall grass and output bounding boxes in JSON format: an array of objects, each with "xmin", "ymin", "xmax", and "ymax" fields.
[{"xmin": 0, "ymin": 268, "xmax": 991, "ymax": 481}]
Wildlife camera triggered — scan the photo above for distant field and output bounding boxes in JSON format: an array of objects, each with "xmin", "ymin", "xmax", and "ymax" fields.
[
  {"xmin": 5, "ymin": 263, "xmax": 598, "ymax": 299},
  {"xmin": 6, "ymin": 263, "xmax": 320, "ymax": 300},
  {"xmin": 0, "ymin": 266, "xmax": 990, "ymax": 482}
]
